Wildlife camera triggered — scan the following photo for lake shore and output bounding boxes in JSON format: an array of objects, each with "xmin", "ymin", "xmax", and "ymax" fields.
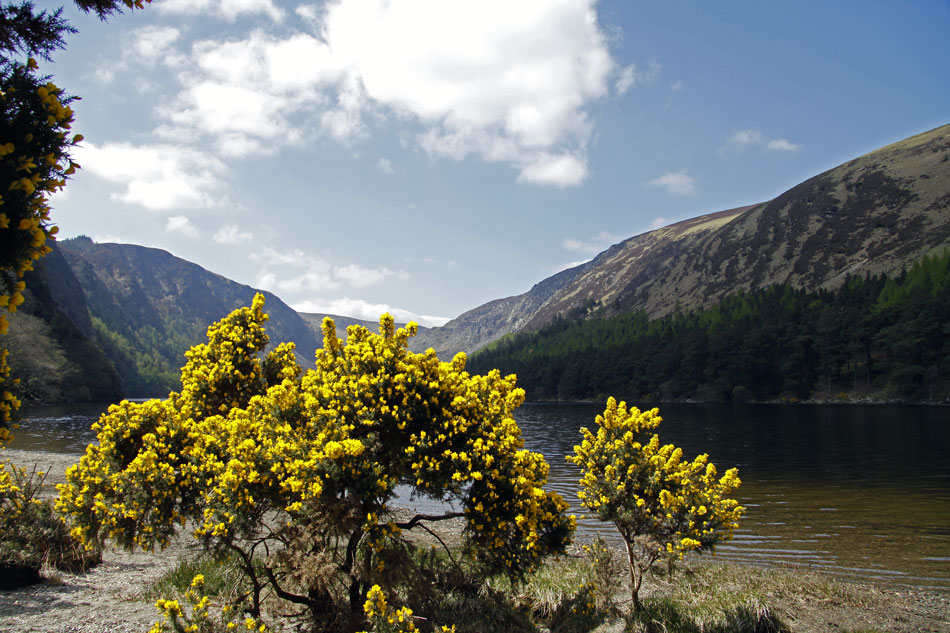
[{"xmin": 2, "ymin": 448, "xmax": 949, "ymax": 633}]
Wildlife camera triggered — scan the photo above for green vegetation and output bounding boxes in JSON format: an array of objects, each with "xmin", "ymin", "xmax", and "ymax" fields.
[
  {"xmin": 144, "ymin": 542, "xmax": 823, "ymax": 633},
  {"xmin": 59, "ymin": 296, "xmax": 573, "ymax": 632},
  {"xmin": 569, "ymin": 399, "xmax": 743, "ymax": 611},
  {"xmin": 142, "ymin": 551, "xmax": 249, "ymax": 605},
  {"xmin": 470, "ymin": 251, "xmax": 950, "ymax": 403},
  {"xmin": 88, "ymin": 314, "xmax": 195, "ymax": 396},
  {"xmin": 52, "ymin": 236, "xmax": 322, "ymax": 398},
  {"xmin": 7, "ymin": 248, "xmax": 123, "ymax": 402},
  {"xmin": 0, "ymin": 460, "xmax": 100, "ymax": 589}
]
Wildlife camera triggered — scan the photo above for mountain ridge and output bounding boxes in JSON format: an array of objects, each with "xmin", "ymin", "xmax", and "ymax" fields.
[{"xmin": 413, "ymin": 124, "xmax": 950, "ymax": 358}]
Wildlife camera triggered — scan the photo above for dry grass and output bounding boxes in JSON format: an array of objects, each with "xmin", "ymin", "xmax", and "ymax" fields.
[{"xmin": 141, "ymin": 543, "xmax": 949, "ymax": 633}]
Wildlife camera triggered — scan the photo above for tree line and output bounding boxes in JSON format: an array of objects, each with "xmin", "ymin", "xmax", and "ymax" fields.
[{"xmin": 469, "ymin": 251, "xmax": 950, "ymax": 404}]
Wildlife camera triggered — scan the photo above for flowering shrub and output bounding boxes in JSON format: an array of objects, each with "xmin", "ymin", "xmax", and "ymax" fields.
[
  {"xmin": 568, "ymin": 397, "xmax": 743, "ymax": 611},
  {"xmin": 0, "ymin": 459, "xmax": 99, "ymax": 588},
  {"xmin": 0, "ymin": 58, "xmax": 77, "ymax": 426},
  {"xmin": 147, "ymin": 573, "xmax": 269, "ymax": 633},
  {"xmin": 359, "ymin": 584, "xmax": 456, "ymax": 633},
  {"xmin": 58, "ymin": 295, "xmax": 574, "ymax": 629},
  {"xmin": 0, "ymin": 0, "xmax": 153, "ymax": 425}
]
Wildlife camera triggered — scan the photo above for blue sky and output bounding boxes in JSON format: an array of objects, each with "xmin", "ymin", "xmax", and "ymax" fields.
[{"xmin": 37, "ymin": 0, "xmax": 950, "ymax": 326}]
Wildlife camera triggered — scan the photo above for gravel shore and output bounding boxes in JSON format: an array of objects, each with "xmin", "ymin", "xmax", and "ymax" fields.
[
  {"xmin": 2, "ymin": 449, "xmax": 949, "ymax": 633},
  {"xmin": 1, "ymin": 449, "xmax": 203, "ymax": 633}
]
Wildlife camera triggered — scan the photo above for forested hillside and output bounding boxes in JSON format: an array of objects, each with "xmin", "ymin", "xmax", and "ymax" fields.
[
  {"xmin": 469, "ymin": 251, "xmax": 950, "ymax": 403},
  {"xmin": 56, "ymin": 237, "xmax": 322, "ymax": 397}
]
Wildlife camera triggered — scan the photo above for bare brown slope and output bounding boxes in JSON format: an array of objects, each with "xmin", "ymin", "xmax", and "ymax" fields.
[
  {"xmin": 524, "ymin": 205, "xmax": 756, "ymax": 329},
  {"xmin": 578, "ymin": 123, "xmax": 950, "ymax": 324}
]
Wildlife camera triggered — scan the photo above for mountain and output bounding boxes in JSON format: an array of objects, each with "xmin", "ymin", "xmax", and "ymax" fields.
[
  {"xmin": 10, "ymin": 237, "xmax": 323, "ymax": 400},
  {"xmin": 11, "ymin": 242, "xmax": 123, "ymax": 403},
  {"xmin": 298, "ymin": 312, "xmax": 427, "ymax": 345},
  {"xmin": 467, "ymin": 253, "xmax": 950, "ymax": 403},
  {"xmin": 415, "ymin": 124, "xmax": 950, "ymax": 358},
  {"xmin": 408, "ymin": 263, "xmax": 591, "ymax": 357}
]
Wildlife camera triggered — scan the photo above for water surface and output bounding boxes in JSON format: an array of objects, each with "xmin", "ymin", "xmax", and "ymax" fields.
[
  {"xmin": 8, "ymin": 401, "xmax": 949, "ymax": 591},
  {"xmin": 517, "ymin": 402, "xmax": 950, "ymax": 592}
]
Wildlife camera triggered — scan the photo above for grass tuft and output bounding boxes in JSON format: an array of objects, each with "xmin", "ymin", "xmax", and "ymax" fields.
[{"xmin": 143, "ymin": 551, "xmax": 248, "ymax": 604}]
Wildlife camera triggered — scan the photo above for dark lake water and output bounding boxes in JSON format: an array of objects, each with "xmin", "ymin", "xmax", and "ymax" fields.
[{"xmin": 8, "ymin": 401, "xmax": 950, "ymax": 591}]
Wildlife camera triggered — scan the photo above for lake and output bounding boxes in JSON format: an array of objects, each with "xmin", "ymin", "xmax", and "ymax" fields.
[{"xmin": 8, "ymin": 401, "xmax": 950, "ymax": 591}]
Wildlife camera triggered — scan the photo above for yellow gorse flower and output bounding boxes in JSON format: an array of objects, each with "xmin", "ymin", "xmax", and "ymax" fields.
[
  {"xmin": 58, "ymin": 295, "xmax": 573, "ymax": 626},
  {"xmin": 568, "ymin": 397, "xmax": 743, "ymax": 609}
]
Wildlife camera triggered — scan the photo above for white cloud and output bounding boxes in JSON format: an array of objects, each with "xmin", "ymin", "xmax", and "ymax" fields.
[
  {"xmin": 670, "ymin": 80, "xmax": 685, "ymax": 92},
  {"xmin": 74, "ymin": 142, "xmax": 230, "ymax": 210},
  {"xmin": 649, "ymin": 216, "xmax": 671, "ymax": 230},
  {"xmin": 213, "ymin": 224, "xmax": 253, "ymax": 244},
  {"xmin": 85, "ymin": 66, "xmax": 115, "ymax": 85},
  {"xmin": 615, "ymin": 65, "xmax": 636, "ymax": 94},
  {"xmin": 251, "ymin": 247, "xmax": 408, "ymax": 298},
  {"xmin": 88, "ymin": 233, "xmax": 128, "ymax": 244},
  {"xmin": 154, "ymin": 30, "xmax": 344, "ymax": 156},
  {"xmin": 252, "ymin": 247, "xmax": 339, "ymax": 292},
  {"xmin": 291, "ymin": 297, "xmax": 450, "ymax": 329},
  {"xmin": 253, "ymin": 246, "xmax": 325, "ymax": 269},
  {"xmin": 721, "ymin": 128, "xmax": 802, "ymax": 154},
  {"xmin": 516, "ymin": 152, "xmax": 588, "ymax": 187},
  {"xmin": 255, "ymin": 272, "xmax": 278, "ymax": 292},
  {"xmin": 154, "ymin": 0, "xmax": 617, "ymax": 186},
  {"xmin": 562, "ymin": 230, "xmax": 622, "ymax": 254},
  {"xmin": 614, "ymin": 60, "xmax": 661, "ymax": 94},
  {"xmin": 130, "ymin": 25, "xmax": 181, "ymax": 61},
  {"xmin": 645, "ymin": 170, "xmax": 697, "ymax": 197},
  {"xmin": 766, "ymin": 138, "xmax": 802, "ymax": 152},
  {"xmin": 726, "ymin": 129, "xmax": 765, "ymax": 150},
  {"xmin": 273, "ymin": 271, "xmax": 340, "ymax": 293},
  {"xmin": 552, "ymin": 259, "xmax": 593, "ymax": 274},
  {"xmin": 377, "ymin": 157, "xmax": 394, "ymax": 174},
  {"xmin": 166, "ymin": 215, "xmax": 198, "ymax": 236},
  {"xmin": 156, "ymin": 0, "xmax": 284, "ymax": 22},
  {"xmin": 335, "ymin": 264, "xmax": 409, "ymax": 288},
  {"xmin": 295, "ymin": 4, "xmax": 319, "ymax": 23}
]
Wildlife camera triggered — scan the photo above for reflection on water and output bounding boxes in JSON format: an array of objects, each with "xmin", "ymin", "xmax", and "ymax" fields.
[
  {"xmin": 7, "ymin": 401, "xmax": 950, "ymax": 591},
  {"xmin": 516, "ymin": 402, "xmax": 950, "ymax": 592},
  {"xmin": 8, "ymin": 402, "xmax": 112, "ymax": 453}
]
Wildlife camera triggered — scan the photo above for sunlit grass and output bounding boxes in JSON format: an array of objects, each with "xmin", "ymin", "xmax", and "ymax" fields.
[
  {"xmin": 142, "ymin": 545, "xmax": 911, "ymax": 633},
  {"xmin": 142, "ymin": 551, "xmax": 248, "ymax": 604}
]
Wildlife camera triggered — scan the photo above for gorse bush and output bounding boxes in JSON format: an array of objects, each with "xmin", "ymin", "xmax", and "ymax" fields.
[
  {"xmin": 0, "ymin": 460, "xmax": 100, "ymax": 588},
  {"xmin": 569, "ymin": 398, "xmax": 743, "ymax": 611},
  {"xmin": 147, "ymin": 573, "xmax": 270, "ymax": 633},
  {"xmin": 0, "ymin": 3, "xmax": 152, "ymax": 585},
  {"xmin": 57, "ymin": 295, "xmax": 574, "ymax": 630}
]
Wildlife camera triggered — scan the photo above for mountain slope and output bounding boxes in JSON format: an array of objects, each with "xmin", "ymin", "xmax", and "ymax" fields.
[
  {"xmin": 298, "ymin": 312, "xmax": 426, "ymax": 345},
  {"xmin": 468, "ymin": 251, "xmax": 950, "ymax": 403},
  {"xmin": 10, "ymin": 242, "xmax": 123, "ymax": 402},
  {"xmin": 409, "ymin": 256, "xmax": 594, "ymax": 358},
  {"xmin": 419, "ymin": 124, "xmax": 950, "ymax": 358},
  {"xmin": 57, "ymin": 237, "xmax": 322, "ymax": 396}
]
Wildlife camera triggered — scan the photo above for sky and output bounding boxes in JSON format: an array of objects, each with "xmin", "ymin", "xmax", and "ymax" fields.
[{"xmin": 35, "ymin": 0, "xmax": 950, "ymax": 327}]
